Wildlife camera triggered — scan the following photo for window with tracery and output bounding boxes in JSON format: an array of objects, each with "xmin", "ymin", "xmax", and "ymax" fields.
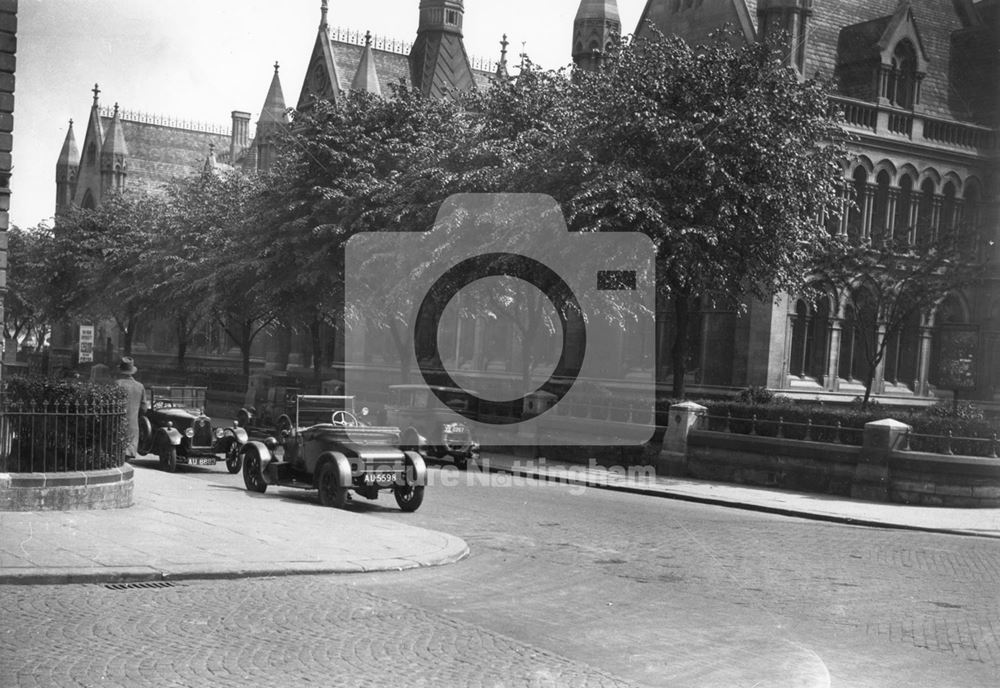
[{"xmin": 887, "ymin": 40, "xmax": 918, "ymax": 108}]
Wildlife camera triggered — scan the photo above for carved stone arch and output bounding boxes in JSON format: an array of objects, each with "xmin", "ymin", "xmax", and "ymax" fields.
[
  {"xmin": 941, "ymin": 171, "xmax": 963, "ymax": 194},
  {"xmin": 897, "ymin": 163, "xmax": 920, "ymax": 185},
  {"xmin": 916, "ymin": 166, "xmax": 942, "ymax": 193},
  {"xmin": 851, "ymin": 155, "xmax": 874, "ymax": 177},
  {"xmin": 961, "ymin": 174, "xmax": 983, "ymax": 201},
  {"xmin": 928, "ymin": 291, "xmax": 971, "ymax": 327},
  {"xmin": 873, "ymin": 159, "xmax": 897, "ymax": 181}
]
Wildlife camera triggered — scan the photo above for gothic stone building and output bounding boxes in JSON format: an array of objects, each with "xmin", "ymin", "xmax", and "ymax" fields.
[
  {"xmin": 632, "ymin": 0, "xmax": 999, "ymax": 404},
  {"xmin": 55, "ymin": 0, "xmax": 999, "ymax": 405}
]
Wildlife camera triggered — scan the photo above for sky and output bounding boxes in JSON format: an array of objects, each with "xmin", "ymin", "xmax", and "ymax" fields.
[{"xmin": 12, "ymin": 0, "xmax": 648, "ymax": 229}]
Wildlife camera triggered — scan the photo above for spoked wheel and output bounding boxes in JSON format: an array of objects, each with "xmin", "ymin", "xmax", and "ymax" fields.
[
  {"xmin": 242, "ymin": 445, "xmax": 268, "ymax": 494},
  {"xmin": 393, "ymin": 483, "xmax": 425, "ymax": 512},
  {"xmin": 137, "ymin": 416, "xmax": 152, "ymax": 456},
  {"xmin": 159, "ymin": 445, "xmax": 177, "ymax": 473},
  {"xmin": 224, "ymin": 440, "xmax": 242, "ymax": 474},
  {"xmin": 317, "ymin": 462, "xmax": 348, "ymax": 509}
]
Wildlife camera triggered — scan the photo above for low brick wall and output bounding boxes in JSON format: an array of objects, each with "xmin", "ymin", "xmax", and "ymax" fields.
[
  {"xmin": 889, "ymin": 451, "xmax": 1000, "ymax": 507},
  {"xmin": 0, "ymin": 464, "xmax": 134, "ymax": 511},
  {"xmin": 680, "ymin": 428, "xmax": 1000, "ymax": 507},
  {"xmin": 687, "ymin": 431, "xmax": 861, "ymax": 497}
]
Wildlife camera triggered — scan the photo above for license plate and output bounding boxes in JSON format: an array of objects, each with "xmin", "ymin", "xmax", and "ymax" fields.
[
  {"xmin": 364, "ymin": 473, "xmax": 395, "ymax": 486},
  {"xmin": 188, "ymin": 457, "xmax": 217, "ymax": 466}
]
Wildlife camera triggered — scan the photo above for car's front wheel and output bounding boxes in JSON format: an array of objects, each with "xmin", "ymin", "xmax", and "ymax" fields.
[
  {"xmin": 242, "ymin": 445, "xmax": 267, "ymax": 494},
  {"xmin": 317, "ymin": 462, "xmax": 348, "ymax": 509},
  {"xmin": 394, "ymin": 483, "xmax": 425, "ymax": 512},
  {"xmin": 159, "ymin": 445, "xmax": 177, "ymax": 473},
  {"xmin": 224, "ymin": 440, "xmax": 242, "ymax": 474}
]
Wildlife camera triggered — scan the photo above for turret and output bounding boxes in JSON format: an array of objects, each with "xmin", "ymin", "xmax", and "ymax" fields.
[
  {"xmin": 410, "ymin": 0, "xmax": 476, "ymax": 98},
  {"xmin": 100, "ymin": 103, "xmax": 128, "ymax": 194},
  {"xmin": 255, "ymin": 62, "xmax": 288, "ymax": 172},
  {"xmin": 757, "ymin": 0, "xmax": 813, "ymax": 77},
  {"xmin": 572, "ymin": 0, "xmax": 621, "ymax": 72},
  {"xmin": 55, "ymin": 119, "xmax": 79, "ymax": 215},
  {"xmin": 351, "ymin": 31, "xmax": 382, "ymax": 96}
]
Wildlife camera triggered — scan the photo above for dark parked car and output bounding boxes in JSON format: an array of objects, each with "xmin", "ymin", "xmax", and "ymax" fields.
[
  {"xmin": 240, "ymin": 395, "xmax": 426, "ymax": 511},
  {"xmin": 385, "ymin": 384, "xmax": 480, "ymax": 470},
  {"xmin": 138, "ymin": 386, "xmax": 247, "ymax": 473}
]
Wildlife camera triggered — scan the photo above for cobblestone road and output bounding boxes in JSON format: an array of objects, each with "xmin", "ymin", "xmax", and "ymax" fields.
[
  {"xmin": 3, "ymin": 465, "xmax": 999, "ymax": 687},
  {"xmin": 1, "ymin": 578, "xmax": 640, "ymax": 688}
]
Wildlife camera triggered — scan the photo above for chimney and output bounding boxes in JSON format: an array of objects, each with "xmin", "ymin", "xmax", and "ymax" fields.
[{"xmin": 230, "ymin": 111, "xmax": 251, "ymax": 162}]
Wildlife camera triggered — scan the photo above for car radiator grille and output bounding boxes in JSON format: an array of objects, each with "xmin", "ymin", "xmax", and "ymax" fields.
[{"xmin": 192, "ymin": 418, "xmax": 214, "ymax": 448}]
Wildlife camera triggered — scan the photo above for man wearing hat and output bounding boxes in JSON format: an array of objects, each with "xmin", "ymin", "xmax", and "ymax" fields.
[{"xmin": 115, "ymin": 356, "xmax": 146, "ymax": 459}]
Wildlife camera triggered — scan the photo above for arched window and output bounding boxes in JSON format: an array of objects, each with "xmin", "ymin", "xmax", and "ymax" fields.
[
  {"xmin": 871, "ymin": 171, "xmax": 891, "ymax": 244},
  {"xmin": 940, "ymin": 182, "xmax": 957, "ymax": 248},
  {"xmin": 839, "ymin": 288, "xmax": 877, "ymax": 383},
  {"xmin": 894, "ymin": 175, "xmax": 913, "ymax": 243},
  {"xmin": 847, "ymin": 167, "xmax": 867, "ymax": 243},
  {"xmin": 883, "ymin": 310, "xmax": 920, "ymax": 390},
  {"xmin": 81, "ymin": 189, "xmax": 95, "ymax": 210},
  {"xmin": 789, "ymin": 297, "xmax": 830, "ymax": 381},
  {"xmin": 961, "ymin": 183, "xmax": 981, "ymax": 257},
  {"xmin": 929, "ymin": 295, "xmax": 970, "ymax": 388},
  {"xmin": 888, "ymin": 40, "xmax": 917, "ymax": 108},
  {"xmin": 914, "ymin": 179, "xmax": 935, "ymax": 246}
]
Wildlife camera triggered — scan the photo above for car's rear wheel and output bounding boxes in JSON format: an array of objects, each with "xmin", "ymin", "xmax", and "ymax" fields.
[
  {"xmin": 242, "ymin": 445, "xmax": 267, "ymax": 493},
  {"xmin": 137, "ymin": 416, "xmax": 152, "ymax": 456},
  {"xmin": 317, "ymin": 462, "xmax": 348, "ymax": 509},
  {"xmin": 224, "ymin": 440, "xmax": 242, "ymax": 474},
  {"xmin": 159, "ymin": 445, "xmax": 177, "ymax": 473},
  {"xmin": 394, "ymin": 484, "xmax": 425, "ymax": 512}
]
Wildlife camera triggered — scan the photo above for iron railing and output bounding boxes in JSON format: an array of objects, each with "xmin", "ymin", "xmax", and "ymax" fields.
[
  {"xmin": 702, "ymin": 412, "xmax": 1000, "ymax": 458},
  {"xmin": 0, "ymin": 397, "xmax": 127, "ymax": 473}
]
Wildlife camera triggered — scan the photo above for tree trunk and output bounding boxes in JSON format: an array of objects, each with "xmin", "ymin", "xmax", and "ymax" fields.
[
  {"xmin": 241, "ymin": 320, "xmax": 252, "ymax": 378},
  {"xmin": 310, "ymin": 317, "xmax": 323, "ymax": 389},
  {"xmin": 175, "ymin": 315, "xmax": 188, "ymax": 369},
  {"xmin": 671, "ymin": 297, "xmax": 691, "ymax": 399}
]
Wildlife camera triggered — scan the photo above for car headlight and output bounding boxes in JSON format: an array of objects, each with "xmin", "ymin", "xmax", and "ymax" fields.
[
  {"xmin": 215, "ymin": 428, "xmax": 225, "ymax": 439},
  {"xmin": 185, "ymin": 428, "xmax": 194, "ymax": 438}
]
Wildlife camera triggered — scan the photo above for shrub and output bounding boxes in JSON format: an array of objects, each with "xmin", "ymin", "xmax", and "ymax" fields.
[{"xmin": 1, "ymin": 375, "xmax": 128, "ymax": 472}]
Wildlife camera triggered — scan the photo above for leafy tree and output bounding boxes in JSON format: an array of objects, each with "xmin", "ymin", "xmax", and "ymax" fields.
[
  {"xmin": 3, "ymin": 225, "xmax": 61, "ymax": 353},
  {"xmin": 550, "ymin": 31, "xmax": 846, "ymax": 397},
  {"xmin": 171, "ymin": 169, "xmax": 275, "ymax": 378},
  {"xmin": 813, "ymin": 231, "xmax": 988, "ymax": 406},
  {"xmin": 54, "ymin": 191, "xmax": 169, "ymax": 356},
  {"xmin": 264, "ymin": 86, "xmax": 472, "ymax": 384}
]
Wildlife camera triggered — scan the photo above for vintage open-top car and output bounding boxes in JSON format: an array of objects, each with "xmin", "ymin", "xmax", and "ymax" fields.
[
  {"xmin": 138, "ymin": 386, "xmax": 247, "ymax": 473},
  {"xmin": 239, "ymin": 395, "xmax": 426, "ymax": 511},
  {"xmin": 386, "ymin": 384, "xmax": 480, "ymax": 470}
]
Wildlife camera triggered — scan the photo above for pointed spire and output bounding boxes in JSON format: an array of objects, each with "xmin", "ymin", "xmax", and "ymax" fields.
[
  {"xmin": 320, "ymin": 0, "xmax": 329, "ymax": 30},
  {"xmin": 258, "ymin": 61, "xmax": 289, "ymax": 128},
  {"xmin": 101, "ymin": 103, "xmax": 128, "ymax": 158},
  {"xmin": 58, "ymin": 119, "xmax": 79, "ymax": 167},
  {"xmin": 91, "ymin": 83, "xmax": 100, "ymax": 106},
  {"xmin": 351, "ymin": 31, "xmax": 383, "ymax": 96},
  {"xmin": 496, "ymin": 34, "xmax": 510, "ymax": 79}
]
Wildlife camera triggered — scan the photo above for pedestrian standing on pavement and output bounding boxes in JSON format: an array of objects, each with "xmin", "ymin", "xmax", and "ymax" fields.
[{"xmin": 115, "ymin": 356, "xmax": 146, "ymax": 460}]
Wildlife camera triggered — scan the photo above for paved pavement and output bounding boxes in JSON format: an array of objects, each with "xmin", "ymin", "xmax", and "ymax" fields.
[
  {"xmin": 1, "ymin": 450, "xmax": 998, "ymax": 586},
  {"xmin": 482, "ymin": 452, "xmax": 1000, "ymax": 539},
  {"xmin": 0, "ymin": 457, "xmax": 469, "ymax": 585}
]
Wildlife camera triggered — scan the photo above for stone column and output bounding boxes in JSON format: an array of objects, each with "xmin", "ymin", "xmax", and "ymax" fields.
[
  {"xmin": 826, "ymin": 319, "xmax": 842, "ymax": 391},
  {"xmin": 851, "ymin": 418, "xmax": 910, "ymax": 502},
  {"xmin": 656, "ymin": 401, "xmax": 706, "ymax": 477},
  {"xmin": 916, "ymin": 325, "xmax": 934, "ymax": 396},
  {"xmin": 874, "ymin": 322, "xmax": 888, "ymax": 393}
]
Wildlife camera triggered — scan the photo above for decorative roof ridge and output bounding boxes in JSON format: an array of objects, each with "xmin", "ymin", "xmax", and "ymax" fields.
[{"xmin": 97, "ymin": 105, "xmax": 230, "ymax": 135}]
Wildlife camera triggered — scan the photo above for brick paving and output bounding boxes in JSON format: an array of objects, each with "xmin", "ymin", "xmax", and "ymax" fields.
[{"xmin": 0, "ymin": 578, "xmax": 641, "ymax": 688}]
